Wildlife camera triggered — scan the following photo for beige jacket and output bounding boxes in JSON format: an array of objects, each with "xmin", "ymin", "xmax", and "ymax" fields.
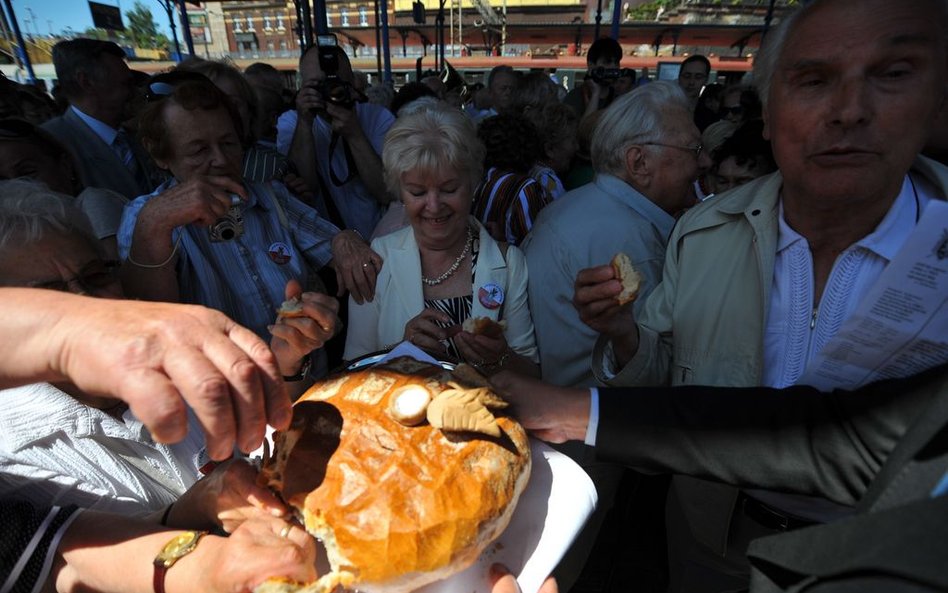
[{"xmin": 592, "ymin": 156, "xmax": 948, "ymax": 554}]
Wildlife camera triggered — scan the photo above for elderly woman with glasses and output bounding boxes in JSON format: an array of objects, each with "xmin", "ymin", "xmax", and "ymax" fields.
[
  {"xmin": 118, "ymin": 76, "xmax": 382, "ymax": 382},
  {"xmin": 0, "ymin": 180, "xmax": 293, "ymax": 531},
  {"xmin": 344, "ymin": 106, "xmax": 539, "ymax": 376}
]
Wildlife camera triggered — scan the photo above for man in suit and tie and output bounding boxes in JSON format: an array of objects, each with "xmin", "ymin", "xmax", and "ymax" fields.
[
  {"xmin": 42, "ymin": 38, "xmax": 161, "ymax": 199},
  {"xmin": 493, "ymin": 363, "xmax": 948, "ymax": 592}
]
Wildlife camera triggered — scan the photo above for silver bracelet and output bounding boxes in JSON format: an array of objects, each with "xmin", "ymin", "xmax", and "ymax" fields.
[
  {"xmin": 126, "ymin": 232, "xmax": 182, "ymax": 269},
  {"xmin": 472, "ymin": 349, "xmax": 511, "ymax": 372}
]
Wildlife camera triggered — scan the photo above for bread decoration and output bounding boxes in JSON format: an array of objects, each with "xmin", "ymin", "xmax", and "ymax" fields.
[
  {"xmin": 462, "ymin": 316, "xmax": 507, "ymax": 335},
  {"xmin": 388, "ymin": 385, "xmax": 432, "ymax": 426},
  {"xmin": 611, "ymin": 252, "xmax": 643, "ymax": 306},
  {"xmin": 276, "ymin": 296, "xmax": 306, "ymax": 320},
  {"xmin": 255, "ymin": 358, "xmax": 531, "ymax": 593}
]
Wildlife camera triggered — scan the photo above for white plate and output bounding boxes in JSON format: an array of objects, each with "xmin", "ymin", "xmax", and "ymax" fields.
[{"xmin": 415, "ymin": 439, "xmax": 597, "ymax": 593}]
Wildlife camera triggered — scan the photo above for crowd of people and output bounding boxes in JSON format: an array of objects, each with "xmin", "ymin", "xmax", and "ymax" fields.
[{"xmin": 1, "ymin": 0, "xmax": 947, "ymax": 591}]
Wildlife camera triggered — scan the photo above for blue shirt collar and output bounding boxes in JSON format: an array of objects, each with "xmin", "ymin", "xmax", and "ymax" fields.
[
  {"xmin": 593, "ymin": 173, "xmax": 677, "ymax": 240},
  {"xmin": 70, "ymin": 105, "xmax": 120, "ymax": 146}
]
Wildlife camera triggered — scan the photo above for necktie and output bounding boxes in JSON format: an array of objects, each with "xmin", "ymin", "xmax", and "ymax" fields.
[{"xmin": 112, "ymin": 129, "xmax": 136, "ymax": 171}]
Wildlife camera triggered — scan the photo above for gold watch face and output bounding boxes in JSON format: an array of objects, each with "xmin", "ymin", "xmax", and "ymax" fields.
[{"xmin": 156, "ymin": 531, "xmax": 204, "ymax": 567}]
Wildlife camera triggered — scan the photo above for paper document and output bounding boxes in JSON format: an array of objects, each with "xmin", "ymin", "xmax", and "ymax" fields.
[{"xmin": 800, "ymin": 200, "xmax": 948, "ymax": 391}]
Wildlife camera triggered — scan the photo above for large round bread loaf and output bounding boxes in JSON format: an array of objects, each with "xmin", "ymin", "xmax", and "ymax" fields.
[{"xmin": 256, "ymin": 358, "xmax": 532, "ymax": 593}]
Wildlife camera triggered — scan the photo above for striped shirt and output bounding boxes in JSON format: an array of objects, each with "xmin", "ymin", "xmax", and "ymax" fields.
[
  {"xmin": 472, "ymin": 167, "xmax": 552, "ymax": 246},
  {"xmin": 0, "ymin": 501, "xmax": 79, "ymax": 593},
  {"xmin": 424, "ymin": 237, "xmax": 481, "ymax": 360},
  {"xmin": 118, "ymin": 179, "xmax": 339, "ymax": 341},
  {"xmin": 531, "ymin": 164, "xmax": 567, "ymax": 200},
  {"xmin": 242, "ymin": 142, "xmax": 292, "ymax": 184}
]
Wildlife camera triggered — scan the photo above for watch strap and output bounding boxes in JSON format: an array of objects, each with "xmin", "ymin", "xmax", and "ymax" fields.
[{"xmin": 283, "ymin": 353, "xmax": 312, "ymax": 382}]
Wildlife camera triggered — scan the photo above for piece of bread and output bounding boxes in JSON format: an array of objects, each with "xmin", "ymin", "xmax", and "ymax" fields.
[
  {"xmin": 276, "ymin": 297, "xmax": 306, "ymax": 320},
  {"xmin": 461, "ymin": 316, "xmax": 508, "ymax": 335},
  {"xmin": 255, "ymin": 358, "xmax": 532, "ymax": 593},
  {"xmin": 611, "ymin": 252, "xmax": 642, "ymax": 306}
]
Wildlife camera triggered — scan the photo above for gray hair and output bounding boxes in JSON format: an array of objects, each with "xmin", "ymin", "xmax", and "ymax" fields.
[
  {"xmin": 753, "ymin": 0, "xmax": 948, "ymax": 109},
  {"xmin": 591, "ymin": 81, "xmax": 691, "ymax": 177},
  {"xmin": 382, "ymin": 105, "xmax": 485, "ymax": 196},
  {"xmin": 0, "ymin": 179, "xmax": 99, "ymax": 255}
]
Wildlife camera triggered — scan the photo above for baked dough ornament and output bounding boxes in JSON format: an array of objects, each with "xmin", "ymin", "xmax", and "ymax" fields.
[{"xmin": 254, "ymin": 357, "xmax": 532, "ymax": 593}]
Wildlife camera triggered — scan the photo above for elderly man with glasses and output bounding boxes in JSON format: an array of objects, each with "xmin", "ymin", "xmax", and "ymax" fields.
[{"xmin": 519, "ymin": 80, "xmax": 709, "ymax": 589}]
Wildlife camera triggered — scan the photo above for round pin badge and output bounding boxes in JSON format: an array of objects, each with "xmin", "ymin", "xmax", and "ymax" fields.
[
  {"xmin": 478, "ymin": 283, "xmax": 504, "ymax": 310},
  {"xmin": 268, "ymin": 241, "xmax": 292, "ymax": 265}
]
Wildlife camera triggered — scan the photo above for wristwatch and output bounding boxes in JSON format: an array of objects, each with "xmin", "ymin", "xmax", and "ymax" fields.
[
  {"xmin": 283, "ymin": 353, "xmax": 312, "ymax": 382},
  {"xmin": 153, "ymin": 531, "xmax": 208, "ymax": 593}
]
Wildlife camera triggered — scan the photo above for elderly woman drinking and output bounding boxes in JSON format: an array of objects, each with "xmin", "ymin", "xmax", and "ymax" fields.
[{"xmin": 344, "ymin": 106, "xmax": 539, "ymax": 376}]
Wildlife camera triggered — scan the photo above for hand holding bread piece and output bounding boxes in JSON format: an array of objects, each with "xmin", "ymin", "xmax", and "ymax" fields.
[{"xmin": 610, "ymin": 252, "xmax": 642, "ymax": 306}]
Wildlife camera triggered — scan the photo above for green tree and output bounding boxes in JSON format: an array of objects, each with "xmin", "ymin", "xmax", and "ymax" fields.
[{"xmin": 125, "ymin": 1, "xmax": 167, "ymax": 49}]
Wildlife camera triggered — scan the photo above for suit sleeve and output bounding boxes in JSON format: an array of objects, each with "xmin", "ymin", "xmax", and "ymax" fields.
[{"xmin": 595, "ymin": 365, "xmax": 945, "ymax": 506}]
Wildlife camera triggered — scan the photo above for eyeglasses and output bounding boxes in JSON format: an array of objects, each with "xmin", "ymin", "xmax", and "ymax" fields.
[
  {"xmin": 27, "ymin": 260, "xmax": 121, "ymax": 294},
  {"xmin": 721, "ymin": 106, "xmax": 744, "ymax": 116},
  {"xmin": 642, "ymin": 142, "xmax": 704, "ymax": 159}
]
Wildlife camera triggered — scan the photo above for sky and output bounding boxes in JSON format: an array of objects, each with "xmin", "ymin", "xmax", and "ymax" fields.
[{"xmin": 8, "ymin": 0, "xmax": 173, "ymax": 37}]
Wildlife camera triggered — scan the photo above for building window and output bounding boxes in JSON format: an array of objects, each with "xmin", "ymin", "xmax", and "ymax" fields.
[
  {"xmin": 359, "ymin": 6, "xmax": 368, "ymax": 26},
  {"xmin": 341, "ymin": 7, "xmax": 349, "ymax": 27},
  {"xmin": 277, "ymin": 14, "xmax": 285, "ymax": 30},
  {"xmin": 247, "ymin": 15, "xmax": 254, "ymax": 31},
  {"xmin": 264, "ymin": 14, "xmax": 272, "ymax": 30},
  {"xmin": 233, "ymin": 16, "xmax": 242, "ymax": 32}
]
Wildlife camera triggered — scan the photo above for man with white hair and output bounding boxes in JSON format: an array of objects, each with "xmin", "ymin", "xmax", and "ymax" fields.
[
  {"xmin": 575, "ymin": 0, "xmax": 948, "ymax": 590},
  {"xmin": 520, "ymin": 80, "xmax": 710, "ymax": 588}
]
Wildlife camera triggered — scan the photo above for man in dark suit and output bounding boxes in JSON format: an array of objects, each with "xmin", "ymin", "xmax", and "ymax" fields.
[
  {"xmin": 493, "ymin": 363, "xmax": 948, "ymax": 591},
  {"xmin": 42, "ymin": 39, "xmax": 162, "ymax": 199}
]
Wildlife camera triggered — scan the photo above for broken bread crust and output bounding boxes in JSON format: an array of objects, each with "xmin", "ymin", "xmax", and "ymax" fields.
[
  {"xmin": 256, "ymin": 358, "xmax": 531, "ymax": 593},
  {"xmin": 610, "ymin": 252, "xmax": 642, "ymax": 306}
]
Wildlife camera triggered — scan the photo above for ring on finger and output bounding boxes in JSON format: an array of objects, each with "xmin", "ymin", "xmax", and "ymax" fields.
[
  {"xmin": 362, "ymin": 262, "xmax": 370, "ymax": 269},
  {"xmin": 279, "ymin": 523, "xmax": 293, "ymax": 539}
]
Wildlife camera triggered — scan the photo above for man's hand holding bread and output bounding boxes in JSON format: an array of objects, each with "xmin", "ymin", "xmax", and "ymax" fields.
[{"xmin": 572, "ymin": 253, "xmax": 643, "ymax": 365}]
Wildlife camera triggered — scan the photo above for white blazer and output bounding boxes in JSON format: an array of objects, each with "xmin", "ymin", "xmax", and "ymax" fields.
[{"xmin": 344, "ymin": 218, "xmax": 538, "ymax": 363}]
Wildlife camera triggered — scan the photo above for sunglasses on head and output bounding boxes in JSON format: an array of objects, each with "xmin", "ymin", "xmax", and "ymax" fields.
[{"xmin": 144, "ymin": 70, "xmax": 213, "ymax": 103}]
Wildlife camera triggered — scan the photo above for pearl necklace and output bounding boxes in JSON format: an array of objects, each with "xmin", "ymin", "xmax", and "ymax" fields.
[{"xmin": 422, "ymin": 227, "xmax": 473, "ymax": 287}]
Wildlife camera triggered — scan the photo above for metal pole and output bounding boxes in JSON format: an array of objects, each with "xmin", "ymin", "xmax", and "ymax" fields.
[
  {"xmin": 2, "ymin": 0, "xmax": 35, "ymax": 81},
  {"xmin": 300, "ymin": 0, "xmax": 313, "ymax": 48},
  {"xmin": 374, "ymin": 0, "xmax": 382, "ymax": 81},
  {"xmin": 160, "ymin": 0, "xmax": 183, "ymax": 62},
  {"xmin": 610, "ymin": 0, "xmax": 621, "ymax": 40},
  {"xmin": 594, "ymin": 0, "xmax": 602, "ymax": 40},
  {"xmin": 177, "ymin": 0, "xmax": 195, "ymax": 56},
  {"xmin": 379, "ymin": 0, "xmax": 392, "ymax": 82},
  {"xmin": 763, "ymin": 0, "xmax": 776, "ymax": 39},
  {"xmin": 312, "ymin": 0, "xmax": 328, "ymax": 35},
  {"xmin": 458, "ymin": 0, "xmax": 462, "ymax": 54}
]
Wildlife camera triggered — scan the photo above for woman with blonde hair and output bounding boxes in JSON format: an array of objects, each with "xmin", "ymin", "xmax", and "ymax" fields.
[{"xmin": 345, "ymin": 106, "xmax": 539, "ymax": 376}]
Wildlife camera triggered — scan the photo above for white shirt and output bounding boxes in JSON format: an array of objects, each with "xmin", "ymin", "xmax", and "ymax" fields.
[
  {"xmin": 0, "ymin": 383, "xmax": 206, "ymax": 516},
  {"xmin": 752, "ymin": 175, "xmax": 931, "ymax": 520}
]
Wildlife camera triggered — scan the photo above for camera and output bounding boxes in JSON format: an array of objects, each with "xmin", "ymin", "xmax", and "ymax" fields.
[
  {"xmin": 208, "ymin": 195, "xmax": 244, "ymax": 242},
  {"xmin": 590, "ymin": 67, "xmax": 622, "ymax": 84},
  {"xmin": 311, "ymin": 34, "xmax": 354, "ymax": 110}
]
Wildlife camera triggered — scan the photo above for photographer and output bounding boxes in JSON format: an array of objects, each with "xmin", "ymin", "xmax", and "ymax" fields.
[
  {"xmin": 563, "ymin": 37, "xmax": 624, "ymax": 120},
  {"xmin": 278, "ymin": 40, "xmax": 394, "ymax": 240}
]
